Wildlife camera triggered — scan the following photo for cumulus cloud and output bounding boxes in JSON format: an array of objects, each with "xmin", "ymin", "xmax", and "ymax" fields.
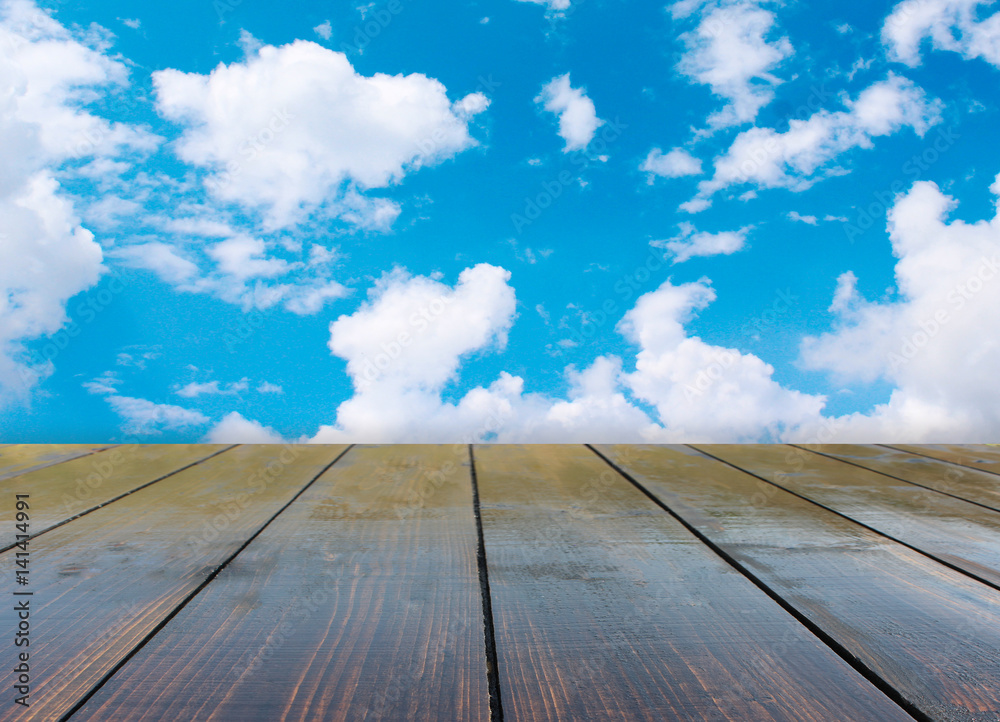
[
  {"xmin": 883, "ymin": 0, "xmax": 1000, "ymax": 67},
  {"xmin": 175, "ymin": 378, "xmax": 249, "ymax": 398},
  {"xmin": 687, "ymin": 74, "xmax": 942, "ymax": 210},
  {"xmin": 205, "ymin": 412, "xmax": 285, "ymax": 443},
  {"xmin": 0, "ymin": 0, "xmax": 156, "ymax": 403},
  {"xmin": 305, "ymin": 263, "xmax": 826, "ymax": 443},
  {"xmin": 153, "ymin": 40, "xmax": 489, "ymax": 230},
  {"xmin": 535, "ymin": 73, "xmax": 604, "ymax": 152},
  {"xmin": 672, "ymin": 0, "xmax": 793, "ymax": 130},
  {"xmin": 514, "ymin": 0, "xmax": 572, "ymax": 13},
  {"xmin": 800, "ymin": 174, "xmax": 1000, "ymax": 440},
  {"xmin": 654, "ymin": 222, "xmax": 750, "ymax": 263},
  {"xmin": 641, "ymin": 147, "xmax": 703, "ymax": 179}
]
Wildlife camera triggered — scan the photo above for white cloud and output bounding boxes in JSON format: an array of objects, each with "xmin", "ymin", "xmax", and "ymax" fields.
[
  {"xmin": 0, "ymin": 1, "xmax": 155, "ymax": 403},
  {"xmin": 688, "ymin": 74, "xmax": 942, "ymax": 209},
  {"xmin": 175, "ymin": 378, "xmax": 249, "ymax": 398},
  {"xmin": 618, "ymin": 278, "xmax": 827, "ymax": 441},
  {"xmin": 535, "ymin": 74, "xmax": 604, "ymax": 152},
  {"xmin": 121, "ymin": 17, "xmax": 140, "ymax": 29},
  {"xmin": 106, "ymin": 395, "xmax": 209, "ymax": 435},
  {"xmin": 205, "ymin": 412, "xmax": 285, "ymax": 443},
  {"xmin": 800, "ymin": 174, "xmax": 1000, "ymax": 441},
  {"xmin": 787, "ymin": 211, "xmax": 818, "ymax": 224},
  {"xmin": 313, "ymin": 20, "xmax": 332, "ymax": 40},
  {"xmin": 673, "ymin": 0, "xmax": 793, "ymax": 130},
  {"xmin": 654, "ymin": 222, "xmax": 750, "ymax": 263},
  {"xmin": 514, "ymin": 0, "xmax": 571, "ymax": 13},
  {"xmin": 256, "ymin": 381, "xmax": 283, "ymax": 394},
  {"xmin": 153, "ymin": 40, "xmax": 489, "ymax": 229},
  {"xmin": 641, "ymin": 147, "xmax": 703, "ymax": 179},
  {"xmin": 883, "ymin": 0, "xmax": 1000, "ymax": 67}
]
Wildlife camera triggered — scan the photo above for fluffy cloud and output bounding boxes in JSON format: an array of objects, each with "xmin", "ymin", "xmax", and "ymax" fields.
[
  {"xmin": 535, "ymin": 74, "xmax": 604, "ymax": 152},
  {"xmin": 883, "ymin": 0, "xmax": 1000, "ymax": 67},
  {"xmin": 654, "ymin": 222, "xmax": 750, "ymax": 263},
  {"xmin": 0, "ymin": 1, "xmax": 155, "ymax": 402},
  {"xmin": 800, "ymin": 174, "xmax": 1000, "ymax": 441},
  {"xmin": 618, "ymin": 279, "xmax": 827, "ymax": 441},
  {"xmin": 671, "ymin": 0, "xmax": 793, "ymax": 130},
  {"xmin": 688, "ymin": 74, "xmax": 942, "ymax": 209},
  {"xmin": 205, "ymin": 412, "xmax": 285, "ymax": 443},
  {"xmin": 308, "ymin": 263, "xmax": 826, "ymax": 442},
  {"xmin": 515, "ymin": 0, "xmax": 572, "ymax": 13},
  {"xmin": 153, "ymin": 40, "xmax": 489, "ymax": 229},
  {"xmin": 641, "ymin": 147, "xmax": 703, "ymax": 179}
]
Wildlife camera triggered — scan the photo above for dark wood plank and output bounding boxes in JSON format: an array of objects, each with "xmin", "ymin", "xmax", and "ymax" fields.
[
  {"xmin": 693, "ymin": 444, "xmax": 1000, "ymax": 588},
  {"xmin": 598, "ymin": 444, "xmax": 1000, "ymax": 722},
  {"xmin": 473, "ymin": 444, "xmax": 911, "ymax": 722},
  {"xmin": 800, "ymin": 444, "xmax": 1000, "ymax": 512},
  {"xmin": 0, "ymin": 444, "xmax": 113, "ymax": 482},
  {"xmin": 72, "ymin": 444, "xmax": 489, "ymax": 722},
  {"xmin": 889, "ymin": 444, "xmax": 1000, "ymax": 476},
  {"xmin": 0, "ymin": 444, "xmax": 231, "ymax": 550},
  {"xmin": 0, "ymin": 444, "xmax": 347, "ymax": 722}
]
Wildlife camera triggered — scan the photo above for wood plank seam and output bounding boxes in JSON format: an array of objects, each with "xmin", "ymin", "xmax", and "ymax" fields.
[
  {"xmin": 793, "ymin": 444, "xmax": 1000, "ymax": 515},
  {"xmin": 587, "ymin": 444, "xmax": 931, "ymax": 722},
  {"xmin": 0, "ymin": 445, "xmax": 239, "ymax": 555},
  {"xmin": 0, "ymin": 445, "xmax": 119, "ymax": 483},
  {"xmin": 468, "ymin": 444, "xmax": 505, "ymax": 722},
  {"xmin": 54, "ymin": 444, "xmax": 354, "ymax": 722},
  {"xmin": 881, "ymin": 444, "xmax": 1000, "ymax": 478},
  {"xmin": 688, "ymin": 444, "xmax": 1000, "ymax": 594}
]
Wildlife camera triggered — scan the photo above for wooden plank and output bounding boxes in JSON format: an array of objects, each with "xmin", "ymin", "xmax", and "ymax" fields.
[
  {"xmin": 71, "ymin": 444, "xmax": 489, "ymax": 722},
  {"xmin": 0, "ymin": 444, "xmax": 232, "ymax": 550},
  {"xmin": 598, "ymin": 444, "xmax": 1000, "ymax": 722},
  {"xmin": 0, "ymin": 444, "xmax": 113, "ymax": 482},
  {"xmin": 473, "ymin": 444, "xmax": 911, "ymax": 722},
  {"xmin": 693, "ymin": 444, "xmax": 1000, "ymax": 588},
  {"xmin": 889, "ymin": 444, "xmax": 1000, "ymax": 475},
  {"xmin": 800, "ymin": 444, "xmax": 1000, "ymax": 512},
  {"xmin": 0, "ymin": 444, "xmax": 347, "ymax": 722}
]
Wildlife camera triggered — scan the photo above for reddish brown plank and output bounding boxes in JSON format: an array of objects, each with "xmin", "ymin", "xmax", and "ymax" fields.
[
  {"xmin": 71, "ymin": 445, "xmax": 489, "ymax": 722},
  {"xmin": 0, "ymin": 444, "xmax": 347, "ymax": 722},
  {"xmin": 473, "ymin": 444, "xmax": 912, "ymax": 722},
  {"xmin": 693, "ymin": 444, "xmax": 1000, "ymax": 588},
  {"xmin": 800, "ymin": 443, "xmax": 1000, "ymax": 512},
  {"xmin": 0, "ymin": 444, "xmax": 232, "ymax": 550},
  {"xmin": 598, "ymin": 444, "xmax": 1000, "ymax": 722}
]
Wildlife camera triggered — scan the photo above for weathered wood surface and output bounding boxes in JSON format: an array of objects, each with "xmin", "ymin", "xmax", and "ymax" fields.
[
  {"xmin": 0, "ymin": 444, "xmax": 346, "ymax": 722},
  {"xmin": 800, "ymin": 443, "xmax": 1000, "ymax": 512},
  {"xmin": 0, "ymin": 444, "xmax": 112, "ymax": 482},
  {"xmin": 472, "ymin": 444, "xmax": 911, "ymax": 722},
  {"xmin": 72, "ymin": 445, "xmax": 490, "ymax": 722},
  {"xmin": 0, "ymin": 444, "xmax": 231, "ymax": 550},
  {"xmin": 694, "ymin": 444, "xmax": 1000, "ymax": 588},
  {"xmin": 597, "ymin": 444, "xmax": 1000, "ymax": 722},
  {"xmin": 889, "ymin": 444, "xmax": 1000, "ymax": 475}
]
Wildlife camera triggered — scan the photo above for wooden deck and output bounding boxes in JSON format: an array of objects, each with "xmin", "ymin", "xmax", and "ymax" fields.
[{"xmin": 2, "ymin": 444, "xmax": 999, "ymax": 721}]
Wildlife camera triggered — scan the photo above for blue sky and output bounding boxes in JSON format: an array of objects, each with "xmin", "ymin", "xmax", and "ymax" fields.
[{"xmin": 2, "ymin": 0, "xmax": 1000, "ymax": 443}]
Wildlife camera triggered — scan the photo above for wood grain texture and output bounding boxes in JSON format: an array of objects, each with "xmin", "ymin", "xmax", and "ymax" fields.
[
  {"xmin": 800, "ymin": 443, "xmax": 1000, "ymax": 512},
  {"xmin": 0, "ymin": 444, "xmax": 113, "ymax": 482},
  {"xmin": 889, "ymin": 444, "xmax": 1000, "ymax": 475},
  {"xmin": 0, "ymin": 444, "xmax": 346, "ymax": 722},
  {"xmin": 0, "ymin": 444, "xmax": 231, "ymax": 550},
  {"xmin": 72, "ymin": 444, "xmax": 489, "ymax": 722},
  {"xmin": 598, "ymin": 444, "xmax": 1000, "ymax": 722},
  {"xmin": 693, "ymin": 444, "xmax": 1000, "ymax": 588},
  {"xmin": 473, "ymin": 444, "xmax": 911, "ymax": 722}
]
